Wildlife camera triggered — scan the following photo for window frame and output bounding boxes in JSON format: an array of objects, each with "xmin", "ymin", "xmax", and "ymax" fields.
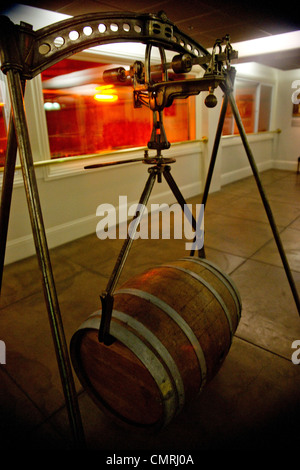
[
  {"xmin": 25, "ymin": 44, "xmax": 198, "ymax": 181},
  {"xmin": 223, "ymin": 77, "xmax": 274, "ymax": 136}
]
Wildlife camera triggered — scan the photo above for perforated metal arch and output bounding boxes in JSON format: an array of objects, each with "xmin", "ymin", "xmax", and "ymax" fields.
[{"xmin": 21, "ymin": 11, "xmax": 209, "ymax": 78}]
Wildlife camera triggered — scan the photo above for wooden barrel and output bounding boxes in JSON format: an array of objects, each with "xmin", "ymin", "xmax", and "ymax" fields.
[{"xmin": 70, "ymin": 256, "xmax": 242, "ymax": 431}]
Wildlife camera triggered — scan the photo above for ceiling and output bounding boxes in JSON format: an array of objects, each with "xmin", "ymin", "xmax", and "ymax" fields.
[{"xmin": 2, "ymin": 0, "xmax": 300, "ymax": 69}]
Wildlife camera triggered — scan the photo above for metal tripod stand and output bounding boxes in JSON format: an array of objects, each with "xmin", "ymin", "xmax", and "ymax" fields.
[{"xmin": 96, "ymin": 155, "xmax": 202, "ymax": 346}]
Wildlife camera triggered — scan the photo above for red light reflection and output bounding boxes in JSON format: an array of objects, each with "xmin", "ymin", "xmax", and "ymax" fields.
[{"xmin": 41, "ymin": 58, "xmax": 196, "ymax": 160}]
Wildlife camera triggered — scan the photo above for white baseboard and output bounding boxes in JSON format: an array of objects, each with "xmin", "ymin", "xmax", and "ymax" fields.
[
  {"xmin": 272, "ymin": 160, "xmax": 299, "ymax": 171},
  {"xmin": 221, "ymin": 160, "xmax": 273, "ymax": 186},
  {"xmin": 4, "ymin": 234, "xmax": 36, "ymax": 265},
  {"xmin": 4, "ymin": 214, "xmax": 97, "ymax": 265}
]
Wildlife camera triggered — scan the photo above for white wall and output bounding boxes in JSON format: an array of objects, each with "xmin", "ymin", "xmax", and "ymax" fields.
[
  {"xmin": 274, "ymin": 69, "xmax": 300, "ymax": 170},
  {"xmin": 200, "ymin": 62, "xmax": 284, "ymax": 189},
  {"xmin": 4, "ymin": 139, "xmax": 204, "ymax": 265}
]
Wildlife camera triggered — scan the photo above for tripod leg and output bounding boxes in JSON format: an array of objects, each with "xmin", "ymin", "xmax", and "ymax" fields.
[
  {"xmin": 201, "ymin": 93, "xmax": 229, "ymax": 208},
  {"xmin": 191, "ymin": 93, "xmax": 230, "ymax": 257},
  {"xmin": 163, "ymin": 166, "xmax": 203, "ymax": 256},
  {"xmin": 227, "ymin": 88, "xmax": 300, "ymax": 316},
  {"xmin": 99, "ymin": 168, "xmax": 157, "ymax": 344},
  {"xmin": 6, "ymin": 69, "xmax": 86, "ymax": 448},
  {"xmin": 0, "ymin": 101, "xmax": 23, "ymax": 292}
]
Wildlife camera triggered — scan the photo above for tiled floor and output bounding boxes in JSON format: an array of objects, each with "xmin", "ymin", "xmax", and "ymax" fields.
[{"xmin": 0, "ymin": 168, "xmax": 300, "ymax": 451}]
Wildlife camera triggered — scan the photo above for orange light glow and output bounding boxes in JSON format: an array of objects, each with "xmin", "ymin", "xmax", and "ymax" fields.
[
  {"xmin": 94, "ymin": 94, "xmax": 118, "ymax": 102},
  {"xmin": 94, "ymin": 84, "xmax": 118, "ymax": 102},
  {"xmin": 41, "ymin": 58, "xmax": 195, "ymax": 159}
]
